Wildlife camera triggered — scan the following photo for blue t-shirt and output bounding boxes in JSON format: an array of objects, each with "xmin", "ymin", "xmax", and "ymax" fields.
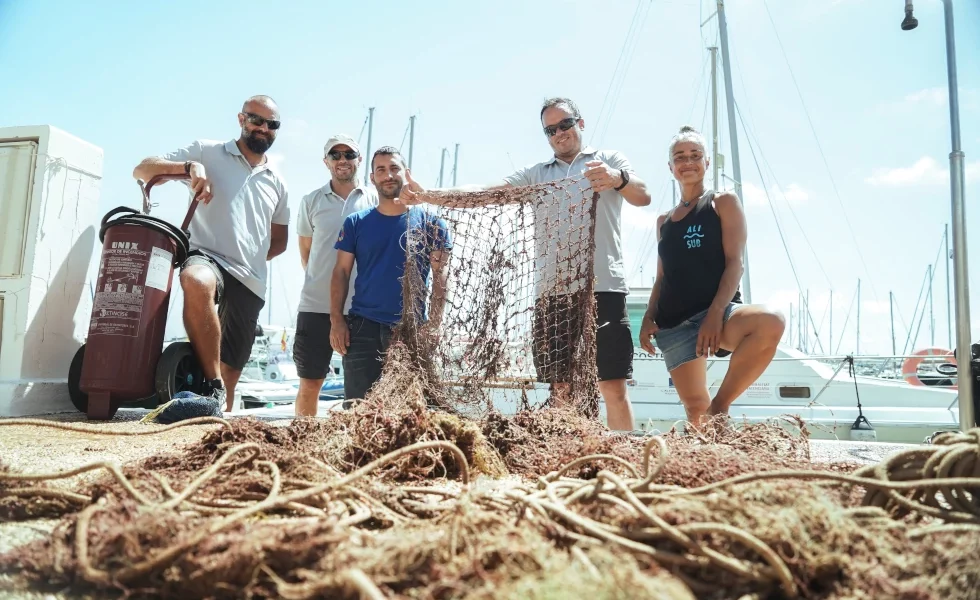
[{"xmin": 335, "ymin": 206, "xmax": 453, "ymax": 325}]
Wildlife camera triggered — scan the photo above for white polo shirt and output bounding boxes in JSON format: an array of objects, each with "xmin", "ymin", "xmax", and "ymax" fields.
[
  {"xmin": 504, "ymin": 146, "xmax": 632, "ymax": 295},
  {"xmin": 296, "ymin": 183, "xmax": 378, "ymax": 314},
  {"xmin": 164, "ymin": 139, "xmax": 289, "ymax": 299}
]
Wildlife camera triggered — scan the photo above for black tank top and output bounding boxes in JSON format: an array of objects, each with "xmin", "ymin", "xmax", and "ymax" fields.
[{"xmin": 655, "ymin": 191, "xmax": 741, "ymax": 329}]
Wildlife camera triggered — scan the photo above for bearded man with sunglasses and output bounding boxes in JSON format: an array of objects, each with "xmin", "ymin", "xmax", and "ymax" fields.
[
  {"xmin": 133, "ymin": 95, "xmax": 290, "ymax": 412},
  {"xmin": 293, "ymin": 134, "xmax": 378, "ymax": 416},
  {"xmin": 398, "ymin": 97, "xmax": 651, "ymax": 432}
]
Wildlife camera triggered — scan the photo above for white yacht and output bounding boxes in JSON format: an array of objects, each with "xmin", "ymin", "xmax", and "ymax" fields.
[{"xmin": 604, "ymin": 287, "xmax": 963, "ymax": 443}]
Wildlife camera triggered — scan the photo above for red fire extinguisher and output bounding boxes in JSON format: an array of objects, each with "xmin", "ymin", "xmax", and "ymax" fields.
[{"xmin": 68, "ymin": 175, "xmax": 205, "ymax": 419}]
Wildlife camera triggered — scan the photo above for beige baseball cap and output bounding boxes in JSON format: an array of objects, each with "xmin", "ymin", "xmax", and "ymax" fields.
[{"xmin": 324, "ymin": 134, "xmax": 360, "ymax": 157}]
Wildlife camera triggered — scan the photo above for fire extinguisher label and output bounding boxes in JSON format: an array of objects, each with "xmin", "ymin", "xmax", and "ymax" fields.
[
  {"xmin": 145, "ymin": 247, "xmax": 174, "ymax": 292},
  {"xmin": 91, "ymin": 244, "xmax": 149, "ymax": 337}
]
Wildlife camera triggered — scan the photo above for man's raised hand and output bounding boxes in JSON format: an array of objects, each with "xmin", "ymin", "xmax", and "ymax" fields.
[{"xmin": 397, "ymin": 171, "xmax": 426, "ymax": 205}]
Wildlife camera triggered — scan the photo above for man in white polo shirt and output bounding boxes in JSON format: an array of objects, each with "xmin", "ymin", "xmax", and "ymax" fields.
[
  {"xmin": 132, "ymin": 95, "xmax": 290, "ymax": 412},
  {"xmin": 399, "ymin": 97, "xmax": 651, "ymax": 431},
  {"xmin": 293, "ymin": 134, "xmax": 378, "ymax": 416}
]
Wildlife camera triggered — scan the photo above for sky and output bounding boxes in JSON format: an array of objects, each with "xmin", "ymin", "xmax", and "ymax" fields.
[{"xmin": 1, "ymin": 0, "xmax": 978, "ymax": 356}]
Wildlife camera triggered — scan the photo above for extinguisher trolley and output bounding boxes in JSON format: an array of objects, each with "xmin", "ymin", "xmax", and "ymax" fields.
[{"xmin": 68, "ymin": 174, "xmax": 208, "ymax": 419}]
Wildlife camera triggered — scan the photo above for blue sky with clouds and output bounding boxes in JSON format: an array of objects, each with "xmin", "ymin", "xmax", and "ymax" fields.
[{"xmin": 1, "ymin": 0, "xmax": 978, "ymax": 355}]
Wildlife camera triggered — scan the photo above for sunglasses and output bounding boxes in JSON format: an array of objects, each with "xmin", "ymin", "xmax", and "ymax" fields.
[
  {"xmin": 672, "ymin": 153, "xmax": 704, "ymax": 165},
  {"xmin": 543, "ymin": 117, "xmax": 579, "ymax": 137},
  {"xmin": 243, "ymin": 112, "xmax": 281, "ymax": 130},
  {"xmin": 327, "ymin": 150, "xmax": 359, "ymax": 161}
]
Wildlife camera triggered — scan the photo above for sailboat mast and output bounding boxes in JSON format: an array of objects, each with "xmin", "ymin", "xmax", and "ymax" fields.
[
  {"xmin": 789, "ymin": 303, "xmax": 794, "ymax": 348},
  {"xmin": 717, "ymin": 0, "xmax": 752, "ymax": 303},
  {"xmin": 889, "ymin": 291, "xmax": 896, "ymax": 355},
  {"xmin": 944, "ymin": 223, "xmax": 951, "ymax": 347},
  {"xmin": 452, "ymin": 143, "xmax": 460, "ymax": 187},
  {"xmin": 438, "ymin": 148, "xmax": 447, "ymax": 188},
  {"xmin": 928, "ymin": 264, "xmax": 935, "ymax": 345},
  {"xmin": 856, "ymin": 278, "xmax": 861, "ymax": 355},
  {"xmin": 709, "ymin": 46, "xmax": 720, "ymax": 191},
  {"xmin": 364, "ymin": 107, "xmax": 375, "ymax": 186},
  {"xmin": 408, "ymin": 115, "xmax": 416, "ymax": 169},
  {"xmin": 805, "ymin": 289, "xmax": 810, "ymax": 353},
  {"xmin": 797, "ymin": 291, "xmax": 803, "ymax": 351},
  {"xmin": 829, "ymin": 289, "xmax": 833, "ymax": 356}
]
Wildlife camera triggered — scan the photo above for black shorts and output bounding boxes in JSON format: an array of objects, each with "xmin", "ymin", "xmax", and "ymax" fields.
[
  {"xmin": 293, "ymin": 311, "xmax": 335, "ymax": 380},
  {"xmin": 532, "ymin": 291, "xmax": 634, "ymax": 383},
  {"xmin": 181, "ymin": 250, "xmax": 265, "ymax": 371}
]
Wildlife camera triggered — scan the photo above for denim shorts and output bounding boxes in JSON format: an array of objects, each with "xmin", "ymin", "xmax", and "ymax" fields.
[{"xmin": 654, "ymin": 303, "xmax": 741, "ymax": 372}]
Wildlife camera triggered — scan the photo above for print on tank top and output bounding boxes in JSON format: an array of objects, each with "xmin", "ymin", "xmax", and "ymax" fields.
[{"xmin": 683, "ymin": 224, "xmax": 704, "ymax": 249}]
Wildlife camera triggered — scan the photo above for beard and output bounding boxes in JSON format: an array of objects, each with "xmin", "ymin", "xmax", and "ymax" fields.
[
  {"xmin": 378, "ymin": 180, "xmax": 403, "ymax": 200},
  {"xmin": 551, "ymin": 129, "xmax": 582, "ymax": 161},
  {"xmin": 333, "ymin": 166, "xmax": 358, "ymax": 184},
  {"xmin": 243, "ymin": 129, "xmax": 274, "ymax": 154}
]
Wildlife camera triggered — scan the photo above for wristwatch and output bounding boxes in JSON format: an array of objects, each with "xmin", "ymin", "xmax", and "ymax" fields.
[
  {"xmin": 184, "ymin": 161, "xmax": 193, "ymax": 175},
  {"xmin": 614, "ymin": 168, "xmax": 630, "ymax": 191}
]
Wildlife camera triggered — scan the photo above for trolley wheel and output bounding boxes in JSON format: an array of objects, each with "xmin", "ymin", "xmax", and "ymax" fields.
[
  {"xmin": 68, "ymin": 344, "xmax": 88, "ymax": 413},
  {"xmin": 155, "ymin": 342, "xmax": 207, "ymax": 404}
]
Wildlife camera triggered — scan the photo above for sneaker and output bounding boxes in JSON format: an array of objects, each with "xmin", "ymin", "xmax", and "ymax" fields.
[{"xmin": 201, "ymin": 378, "xmax": 227, "ymax": 409}]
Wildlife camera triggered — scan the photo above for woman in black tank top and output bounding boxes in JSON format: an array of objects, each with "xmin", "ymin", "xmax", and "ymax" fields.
[{"xmin": 637, "ymin": 126, "xmax": 786, "ymax": 430}]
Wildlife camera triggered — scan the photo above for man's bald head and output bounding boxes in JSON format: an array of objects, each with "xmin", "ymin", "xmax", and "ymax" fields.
[
  {"xmin": 242, "ymin": 95, "xmax": 279, "ymax": 119},
  {"xmin": 238, "ymin": 95, "xmax": 281, "ymax": 155}
]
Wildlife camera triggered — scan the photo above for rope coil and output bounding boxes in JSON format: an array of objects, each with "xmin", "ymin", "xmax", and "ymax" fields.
[{"xmin": 2, "ymin": 413, "xmax": 978, "ymax": 598}]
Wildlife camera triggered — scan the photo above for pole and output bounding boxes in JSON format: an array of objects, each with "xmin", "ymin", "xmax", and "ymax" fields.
[
  {"xmin": 945, "ymin": 223, "xmax": 952, "ymax": 348},
  {"xmin": 889, "ymin": 291, "xmax": 896, "ymax": 355},
  {"xmin": 805, "ymin": 289, "xmax": 810, "ymax": 353},
  {"xmin": 829, "ymin": 289, "xmax": 833, "ymax": 356},
  {"xmin": 717, "ymin": 0, "xmax": 751, "ymax": 303},
  {"xmin": 856, "ymin": 279, "xmax": 861, "ymax": 355},
  {"xmin": 709, "ymin": 46, "xmax": 719, "ymax": 192},
  {"xmin": 408, "ymin": 115, "xmax": 416, "ymax": 170},
  {"xmin": 268, "ymin": 263, "xmax": 273, "ymax": 326},
  {"xmin": 672, "ymin": 180, "xmax": 677, "ymax": 205},
  {"xmin": 797, "ymin": 291, "xmax": 802, "ymax": 351},
  {"xmin": 452, "ymin": 143, "xmax": 460, "ymax": 187},
  {"xmin": 939, "ymin": 0, "xmax": 974, "ymax": 430},
  {"xmin": 928, "ymin": 264, "xmax": 935, "ymax": 346},
  {"xmin": 364, "ymin": 107, "xmax": 375, "ymax": 186},
  {"xmin": 789, "ymin": 303, "xmax": 794, "ymax": 348},
  {"xmin": 438, "ymin": 148, "xmax": 447, "ymax": 188}
]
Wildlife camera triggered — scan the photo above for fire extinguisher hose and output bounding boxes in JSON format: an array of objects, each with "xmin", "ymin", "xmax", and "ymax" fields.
[{"xmin": 99, "ymin": 207, "xmax": 192, "ymax": 267}]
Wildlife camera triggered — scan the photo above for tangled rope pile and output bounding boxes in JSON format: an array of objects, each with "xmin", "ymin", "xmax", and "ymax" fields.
[{"xmin": 1, "ymin": 408, "xmax": 979, "ymax": 599}]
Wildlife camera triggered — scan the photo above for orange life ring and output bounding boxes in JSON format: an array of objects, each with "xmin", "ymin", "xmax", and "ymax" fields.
[{"xmin": 901, "ymin": 347, "xmax": 957, "ymax": 389}]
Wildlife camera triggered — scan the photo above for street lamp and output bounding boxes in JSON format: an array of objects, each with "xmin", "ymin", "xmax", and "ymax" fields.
[
  {"xmin": 902, "ymin": 1, "xmax": 975, "ymax": 431},
  {"xmin": 901, "ymin": 0, "xmax": 918, "ymax": 30}
]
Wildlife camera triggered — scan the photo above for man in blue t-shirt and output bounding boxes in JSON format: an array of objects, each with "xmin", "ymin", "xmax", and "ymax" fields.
[{"xmin": 330, "ymin": 146, "xmax": 452, "ymax": 403}]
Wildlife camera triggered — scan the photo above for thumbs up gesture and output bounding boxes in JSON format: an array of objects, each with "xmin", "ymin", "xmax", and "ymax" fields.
[{"xmin": 397, "ymin": 170, "xmax": 426, "ymax": 206}]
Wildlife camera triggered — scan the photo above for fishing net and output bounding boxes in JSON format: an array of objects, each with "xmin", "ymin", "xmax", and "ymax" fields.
[
  {"xmin": 2, "ymin": 415, "xmax": 979, "ymax": 599},
  {"xmin": 390, "ymin": 176, "xmax": 601, "ymax": 418}
]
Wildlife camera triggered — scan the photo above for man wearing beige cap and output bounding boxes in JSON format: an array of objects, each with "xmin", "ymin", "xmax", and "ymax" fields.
[{"xmin": 293, "ymin": 134, "xmax": 378, "ymax": 416}]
